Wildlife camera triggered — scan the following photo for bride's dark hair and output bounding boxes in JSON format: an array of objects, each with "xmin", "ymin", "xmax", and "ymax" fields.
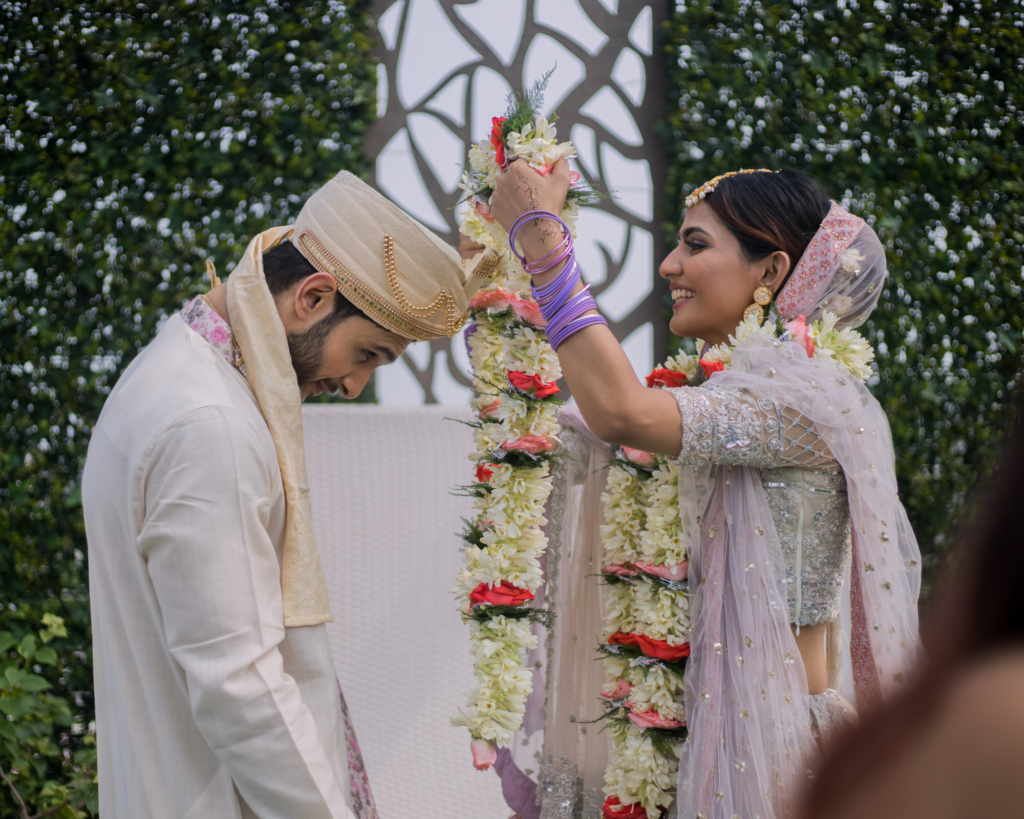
[{"xmin": 705, "ymin": 169, "xmax": 831, "ymax": 292}]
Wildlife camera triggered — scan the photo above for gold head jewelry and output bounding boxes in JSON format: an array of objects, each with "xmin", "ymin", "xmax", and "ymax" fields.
[
  {"xmin": 743, "ymin": 285, "xmax": 773, "ymax": 326},
  {"xmin": 685, "ymin": 168, "xmax": 775, "ymax": 208}
]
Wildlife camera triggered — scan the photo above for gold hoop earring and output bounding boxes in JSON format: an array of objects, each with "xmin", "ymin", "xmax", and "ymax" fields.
[{"xmin": 743, "ymin": 286, "xmax": 772, "ymax": 325}]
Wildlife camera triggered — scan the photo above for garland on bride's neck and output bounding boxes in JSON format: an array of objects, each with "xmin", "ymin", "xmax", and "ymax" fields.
[
  {"xmin": 449, "ymin": 75, "xmax": 599, "ymax": 771},
  {"xmin": 597, "ymin": 308, "xmax": 875, "ymax": 818}
]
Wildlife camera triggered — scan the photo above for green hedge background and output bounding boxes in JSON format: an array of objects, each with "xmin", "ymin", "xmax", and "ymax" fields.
[
  {"xmin": 0, "ymin": 2, "xmax": 377, "ymax": 814},
  {"xmin": 662, "ymin": 0, "xmax": 1024, "ymax": 598}
]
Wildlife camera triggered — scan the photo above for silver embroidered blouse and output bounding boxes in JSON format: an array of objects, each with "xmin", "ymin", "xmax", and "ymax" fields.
[{"xmin": 667, "ymin": 384, "xmax": 851, "ymax": 627}]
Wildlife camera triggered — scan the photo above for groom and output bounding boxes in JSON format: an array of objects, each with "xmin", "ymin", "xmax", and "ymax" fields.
[{"xmin": 82, "ymin": 171, "xmax": 496, "ymax": 819}]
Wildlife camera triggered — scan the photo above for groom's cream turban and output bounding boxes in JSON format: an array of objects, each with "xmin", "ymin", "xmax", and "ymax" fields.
[
  {"xmin": 226, "ymin": 171, "xmax": 499, "ymax": 627},
  {"xmin": 294, "ymin": 170, "xmax": 498, "ymax": 339}
]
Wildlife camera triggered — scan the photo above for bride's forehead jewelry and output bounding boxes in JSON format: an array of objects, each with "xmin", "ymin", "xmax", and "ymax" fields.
[{"xmin": 685, "ymin": 168, "xmax": 775, "ymax": 208}]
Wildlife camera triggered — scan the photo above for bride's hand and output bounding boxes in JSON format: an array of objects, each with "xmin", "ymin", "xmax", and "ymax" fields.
[{"xmin": 489, "ymin": 159, "xmax": 572, "ymax": 264}]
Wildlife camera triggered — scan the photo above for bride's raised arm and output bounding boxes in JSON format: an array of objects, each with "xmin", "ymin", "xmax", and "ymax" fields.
[{"xmin": 487, "ymin": 158, "xmax": 790, "ymax": 457}]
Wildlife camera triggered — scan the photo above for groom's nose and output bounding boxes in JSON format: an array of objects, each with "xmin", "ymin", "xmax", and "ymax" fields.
[{"xmin": 339, "ymin": 371, "xmax": 369, "ymax": 400}]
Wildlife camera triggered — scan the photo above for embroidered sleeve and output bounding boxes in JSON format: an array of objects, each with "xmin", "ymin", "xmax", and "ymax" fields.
[{"xmin": 666, "ymin": 385, "xmax": 835, "ymax": 469}]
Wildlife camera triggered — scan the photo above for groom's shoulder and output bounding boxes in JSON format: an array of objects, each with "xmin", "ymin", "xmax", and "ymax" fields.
[{"xmin": 94, "ymin": 314, "xmax": 265, "ymax": 452}]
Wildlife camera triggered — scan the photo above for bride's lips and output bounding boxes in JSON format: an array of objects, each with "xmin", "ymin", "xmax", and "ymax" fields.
[{"xmin": 670, "ymin": 285, "xmax": 695, "ymax": 310}]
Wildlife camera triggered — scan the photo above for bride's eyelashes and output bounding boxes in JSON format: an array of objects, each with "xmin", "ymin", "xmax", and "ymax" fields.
[{"xmin": 685, "ymin": 240, "xmax": 707, "ymax": 254}]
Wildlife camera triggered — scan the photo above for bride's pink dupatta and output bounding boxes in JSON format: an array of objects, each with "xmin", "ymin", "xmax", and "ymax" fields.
[{"xmin": 672, "ymin": 205, "xmax": 922, "ymax": 818}]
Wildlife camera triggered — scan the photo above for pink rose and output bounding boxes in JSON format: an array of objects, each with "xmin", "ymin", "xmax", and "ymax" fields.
[
  {"xmin": 599, "ymin": 679, "xmax": 633, "ymax": 700},
  {"xmin": 509, "ymin": 297, "xmax": 546, "ymax": 327},
  {"xmin": 634, "ymin": 561, "xmax": 688, "ymax": 582},
  {"xmin": 474, "ymin": 200, "xmax": 496, "ymax": 223},
  {"xmin": 602, "ymin": 564, "xmax": 639, "ymax": 578},
  {"xmin": 534, "ymin": 166, "xmax": 582, "ymax": 184},
  {"xmin": 505, "ymin": 435, "xmax": 554, "ymax": 454},
  {"xmin": 785, "ymin": 315, "xmax": 815, "ymax": 358},
  {"xmin": 478, "ymin": 398, "xmax": 502, "ymax": 418},
  {"xmin": 470, "ymin": 738, "xmax": 497, "ymax": 771},
  {"xmin": 209, "ymin": 327, "xmax": 228, "ymax": 345},
  {"xmin": 625, "ymin": 703, "xmax": 686, "ymax": 730},
  {"xmin": 621, "ymin": 447, "xmax": 655, "ymax": 465},
  {"xmin": 469, "ymin": 289, "xmax": 514, "ymax": 312}
]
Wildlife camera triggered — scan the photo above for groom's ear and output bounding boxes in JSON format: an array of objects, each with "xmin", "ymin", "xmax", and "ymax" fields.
[
  {"xmin": 281, "ymin": 272, "xmax": 339, "ymax": 330},
  {"xmin": 295, "ymin": 272, "xmax": 339, "ymax": 318}
]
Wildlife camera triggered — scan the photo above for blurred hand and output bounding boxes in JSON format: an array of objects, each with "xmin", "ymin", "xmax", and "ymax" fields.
[
  {"xmin": 458, "ymin": 233, "xmax": 487, "ymax": 262},
  {"xmin": 489, "ymin": 159, "xmax": 572, "ymax": 262}
]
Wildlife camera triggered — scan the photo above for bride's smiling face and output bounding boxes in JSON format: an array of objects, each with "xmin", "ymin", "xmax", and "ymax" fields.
[{"xmin": 659, "ymin": 201, "xmax": 790, "ymax": 346}]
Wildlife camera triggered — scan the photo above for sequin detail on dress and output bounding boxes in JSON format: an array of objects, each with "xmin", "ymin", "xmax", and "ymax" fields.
[
  {"xmin": 808, "ymin": 688, "xmax": 854, "ymax": 749},
  {"xmin": 668, "ymin": 384, "xmax": 851, "ymax": 626},
  {"xmin": 538, "ymin": 755, "xmax": 606, "ymax": 819}
]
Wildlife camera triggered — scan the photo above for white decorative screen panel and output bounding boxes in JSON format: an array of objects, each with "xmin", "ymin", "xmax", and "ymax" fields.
[{"xmin": 369, "ymin": 0, "xmax": 669, "ymax": 405}]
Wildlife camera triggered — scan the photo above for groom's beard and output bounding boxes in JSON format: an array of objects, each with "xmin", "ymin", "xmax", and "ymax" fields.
[{"xmin": 287, "ymin": 318, "xmax": 336, "ymax": 392}]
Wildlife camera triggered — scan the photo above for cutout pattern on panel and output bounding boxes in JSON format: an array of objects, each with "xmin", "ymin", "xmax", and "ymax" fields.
[{"xmin": 369, "ymin": 0, "xmax": 664, "ymax": 404}]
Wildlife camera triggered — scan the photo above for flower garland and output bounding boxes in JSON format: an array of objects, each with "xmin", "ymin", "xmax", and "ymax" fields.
[
  {"xmin": 598, "ymin": 421, "xmax": 690, "ymax": 819},
  {"xmin": 597, "ymin": 307, "xmax": 875, "ymax": 817},
  {"xmin": 451, "ymin": 76, "xmax": 599, "ymax": 770}
]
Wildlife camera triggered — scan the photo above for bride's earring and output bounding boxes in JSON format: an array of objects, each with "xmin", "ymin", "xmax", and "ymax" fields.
[{"xmin": 743, "ymin": 285, "xmax": 772, "ymax": 325}]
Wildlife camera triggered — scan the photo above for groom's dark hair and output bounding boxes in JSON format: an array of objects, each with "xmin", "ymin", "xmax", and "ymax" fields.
[
  {"xmin": 262, "ymin": 239, "xmax": 369, "ymax": 327},
  {"xmin": 261, "ymin": 239, "xmax": 386, "ymax": 384}
]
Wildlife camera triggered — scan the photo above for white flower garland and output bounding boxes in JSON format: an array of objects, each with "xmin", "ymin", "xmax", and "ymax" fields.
[
  {"xmin": 597, "ymin": 309, "xmax": 875, "ymax": 815},
  {"xmin": 451, "ymin": 109, "xmax": 580, "ymax": 766},
  {"xmin": 599, "ymin": 453, "xmax": 689, "ymax": 818}
]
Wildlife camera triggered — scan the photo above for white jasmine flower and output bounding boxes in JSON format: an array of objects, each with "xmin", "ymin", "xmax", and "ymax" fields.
[
  {"xmin": 701, "ymin": 341, "xmax": 732, "ymax": 368},
  {"xmin": 812, "ymin": 311, "xmax": 875, "ymax": 381},
  {"xmin": 664, "ymin": 353, "xmax": 699, "ymax": 380}
]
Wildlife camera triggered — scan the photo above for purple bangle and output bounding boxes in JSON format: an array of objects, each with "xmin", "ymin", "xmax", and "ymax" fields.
[
  {"xmin": 509, "ymin": 210, "xmax": 571, "ymax": 265},
  {"xmin": 523, "ymin": 231, "xmax": 572, "ymax": 274},
  {"xmin": 549, "ymin": 314, "xmax": 608, "ymax": 351},
  {"xmin": 524, "ymin": 239, "xmax": 573, "ymax": 275},
  {"xmin": 532, "ymin": 259, "xmax": 581, "ymax": 321},
  {"xmin": 545, "ymin": 287, "xmax": 597, "ymax": 346}
]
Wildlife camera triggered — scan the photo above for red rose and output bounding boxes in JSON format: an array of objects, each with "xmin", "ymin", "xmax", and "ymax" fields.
[
  {"xmin": 634, "ymin": 634, "xmax": 690, "ymax": 663},
  {"xmin": 645, "ymin": 368, "xmax": 689, "ymax": 389},
  {"xmin": 490, "ymin": 116, "xmax": 507, "ymax": 169},
  {"xmin": 608, "ymin": 632, "xmax": 690, "ymax": 663},
  {"xmin": 607, "ymin": 632, "xmax": 640, "ymax": 648},
  {"xmin": 602, "ymin": 796, "xmax": 648, "ymax": 819},
  {"xmin": 469, "ymin": 581, "xmax": 535, "ymax": 607},
  {"xmin": 475, "ymin": 464, "xmax": 493, "ymax": 484},
  {"xmin": 508, "ymin": 370, "xmax": 560, "ymax": 398},
  {"xmin": 699, "ymin": 359, "xmax": 725, "ymax": 380}
]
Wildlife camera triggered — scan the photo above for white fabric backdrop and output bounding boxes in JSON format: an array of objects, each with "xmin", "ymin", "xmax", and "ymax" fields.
[{"xmin": 303, "ymin": 405, "xmax": 509, "ymax": 819}]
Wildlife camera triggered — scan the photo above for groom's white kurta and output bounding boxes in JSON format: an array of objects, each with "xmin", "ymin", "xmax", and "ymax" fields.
[{"xmin": 83, "ymin": 315, "xmax": 353, "ymax": 819}]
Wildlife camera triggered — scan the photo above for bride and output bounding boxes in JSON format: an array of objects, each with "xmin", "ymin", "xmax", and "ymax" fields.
[{"xmin": 477, "ymin": 164, "xmax": 923, "ymax": 818}]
